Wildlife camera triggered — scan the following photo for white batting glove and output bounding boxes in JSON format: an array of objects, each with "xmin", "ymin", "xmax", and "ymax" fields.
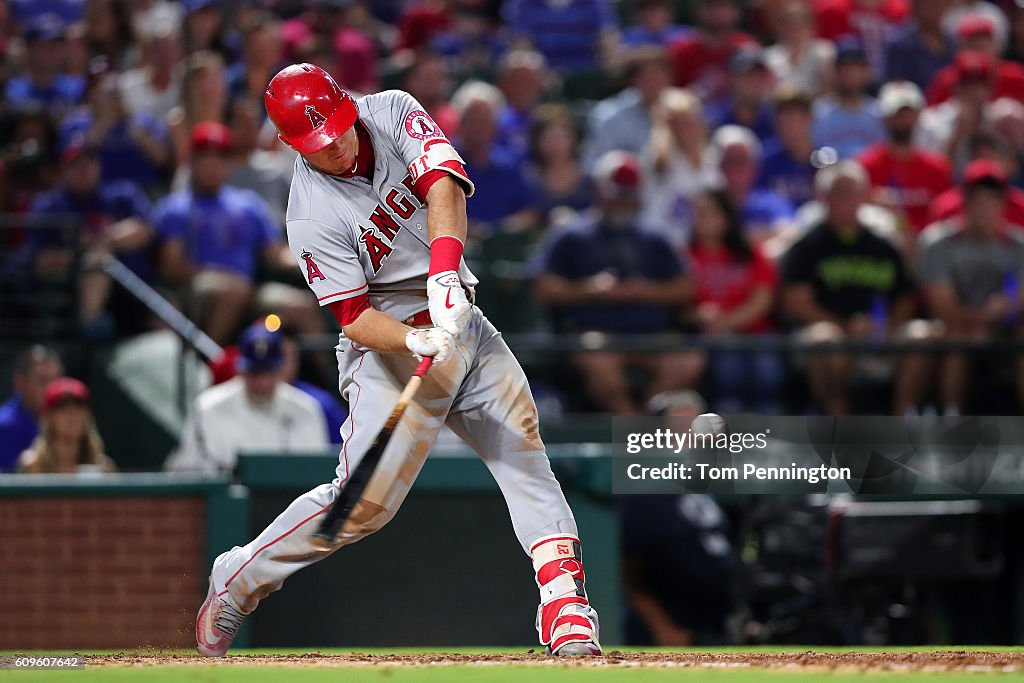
[
  {"xmin": 405, "ymin": 327, "xmax": 455, "ymax": 366},
  {"xmin": 427, "ymin": 270, "xmax": 472, "ymax": 335}
]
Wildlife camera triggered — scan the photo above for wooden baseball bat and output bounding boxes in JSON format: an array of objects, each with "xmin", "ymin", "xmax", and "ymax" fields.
[{"xmin": 312, "ymin": 356, "xmax": 433, "ymax": 547}]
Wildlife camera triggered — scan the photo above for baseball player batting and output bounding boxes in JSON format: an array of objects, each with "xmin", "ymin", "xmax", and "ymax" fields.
[{"xmin": 196, "ymin": 64, "xmax": 601, "ymax": 657}]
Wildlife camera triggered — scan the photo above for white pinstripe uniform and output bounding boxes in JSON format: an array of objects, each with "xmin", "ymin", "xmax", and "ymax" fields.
[{"xmin": 207, "ymin": 90, "xmax": 599, "ymax": 653}]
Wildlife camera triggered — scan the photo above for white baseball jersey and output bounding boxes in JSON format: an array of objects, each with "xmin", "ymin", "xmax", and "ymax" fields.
[
  {"xmin": 285, "ymin": 90, "xmax": 478, "ymax": 327},
  {"xmin": 207, "ymin": 88, "xmax": 592, "ymax": 649}
]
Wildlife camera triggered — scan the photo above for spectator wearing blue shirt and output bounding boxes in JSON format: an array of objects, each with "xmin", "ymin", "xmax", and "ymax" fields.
[
  {"xmin": 622, "ymin": 0, "xmax": 692, "ymax": 48},
  {"xmin": 29, "ymin": 142, "xmax": 154, "ymax": 335},
  {"xmin": 452, "ymin": 82, "xmax": 534, "ymax": 233},
  {"xmin": 535, "ymin": 152, "xmax": 702, "ymax": 414},
  {"xmin": 581, "ymin": 47, "xmax": 672, "ymax": 170},
  {"xmin": 495, "ymin": 50, "xmax": 550, "ymax": 164},
  {"xmin": 712, "ymin": 125, "xmax": 796, "ymax": 241},
  {"xmin": 4, "ymin": 15, "xmax": 84, "ymax": 116},
  {"xmin": 758, "ymin": 86, "xmax": 819, "ymax": 209},
  {"xmin": 502, "ymin": 0, "xmax": 619, "ymax": 74},
  {"xmin": 884, "ymin": 0, "xmax": 956, "ymax": 90},
  {"xmin": 0, "ymin": 346, "xmax": 63, "ymax": 473},
  {"xmin": 812, "ymin": 43, "xmax": 885, "ymax": 159},
  {"xmin": 60, "ymin": 67, "xmax": 173, "ymax": 194},
  {"xmin": 707, "ymin": 49, "xmax": 776, "ymax": 143},
  {"xmin": 154, "ymin": 121, "xmax": 321, "ymax": 345}
]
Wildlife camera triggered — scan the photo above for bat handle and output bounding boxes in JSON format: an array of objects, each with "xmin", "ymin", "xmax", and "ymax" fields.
[{"xmin": 413, "ymin": 356, "xmax": 433, "ymax": 378}]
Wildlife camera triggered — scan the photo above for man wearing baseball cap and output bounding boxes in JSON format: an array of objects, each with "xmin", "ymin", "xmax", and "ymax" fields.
[
  {"xmin": 152, "ymin": 122, "xmax": 321, "ymax": 346},
  {"xmin": 929, "ymin": 133, "xmax": 1024, "ymax": 228},
  {"xmin": 858, "ymin": 80, "xmax": 953, "ymax": 235},
  {"xmin": 918, "ymin": 158, "xmax": 1024, "ymax": 414},
  {"xmin": 534, "ymin": 151, "xmax": 698, "ymax": 415},
  {"xmin": 925, "ymin": 15, "xmax": 1024, "ymax": 106},
  {"xmin": 4, "ymin": 13, "xmax": 83, "ymax": 113},
  {"xmin": 165, "ymin": 320, "xmax": 328, "ymax": 474},
  {"xmin": 811, "ymin": 41, "xmax": 885, "ymax": 160},
  {"xmin": 708, "ymin": 47, "xmax": 775, "ymax": 143}
]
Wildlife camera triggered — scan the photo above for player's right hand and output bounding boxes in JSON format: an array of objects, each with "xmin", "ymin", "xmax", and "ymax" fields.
[{"xmin": 405, "ymin": 327, "xmax": 455, "ymax": 366}]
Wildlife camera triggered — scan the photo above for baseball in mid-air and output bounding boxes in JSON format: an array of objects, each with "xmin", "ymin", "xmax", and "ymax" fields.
[{"xmin": 692, "ymin": 412, "xmax": 727, "ymax": 437}]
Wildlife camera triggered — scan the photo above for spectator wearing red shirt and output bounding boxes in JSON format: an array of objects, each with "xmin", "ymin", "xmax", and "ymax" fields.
[
  {"xmin": 688, "ymin": 189, "xmax": 784, "ymax": 414},
  {"xmin": 929, "ymin": 133, "xmax": 1024, "ymax": 228},
  {"xmin": 810, "ymin": 0, "xmax": 909, "ymax": 83},
  {"xmin": 668, "ymin": 0, "xmax": 757, "ymax": 107},
  {"xmin": 925, "ymin": 14, "xmax": 1024, "ymax": 105},
  {"xmin": 858, "ymin": 80, "xmax": 953, "ymax": 236}
]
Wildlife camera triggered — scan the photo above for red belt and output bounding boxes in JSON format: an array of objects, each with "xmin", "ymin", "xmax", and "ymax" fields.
[{"xmin": 403, "ymin": 309, "xmax": 433, "ymax": 327}]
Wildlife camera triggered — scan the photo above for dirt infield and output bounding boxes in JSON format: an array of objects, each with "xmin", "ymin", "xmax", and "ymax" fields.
[{"xmin": 86, "ymin": 650, "xmax": 1024, "ymax": 672}]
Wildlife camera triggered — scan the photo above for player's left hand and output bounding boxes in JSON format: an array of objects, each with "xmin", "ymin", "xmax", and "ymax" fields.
[{"xmin": 427, "ymin": 270, "xmax": 472, "ymax": 335}]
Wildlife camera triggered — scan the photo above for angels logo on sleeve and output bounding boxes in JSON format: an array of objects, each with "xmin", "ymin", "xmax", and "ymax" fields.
[
  {"xmin": 404, "ymin": 110, "xmax": 442, "ymax": 140},
  {"xmin": 301, "ymin": 250, "xmax": 326, "ymax": 283}
]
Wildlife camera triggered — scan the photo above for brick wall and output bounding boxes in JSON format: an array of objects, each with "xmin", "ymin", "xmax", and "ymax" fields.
[{"xmin": 0, "ymin": 497, "xmax": 206, "ymax": 649}]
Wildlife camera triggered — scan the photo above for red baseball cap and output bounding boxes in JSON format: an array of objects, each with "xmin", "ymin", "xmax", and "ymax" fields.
[
  {"xmin": 191, "ymin": 121, "xmax": 233, "ymax": 154},
  {"xmin": 956, "ymin": 14, "xmax": 996, "ymax": 41},
  {"xmin": 43, "ymin": 377, "xmax": 90, "ymax": 412},
  {"xmin": 963, "ymin": 158, "xmax": 1009, "ymax": 186}
]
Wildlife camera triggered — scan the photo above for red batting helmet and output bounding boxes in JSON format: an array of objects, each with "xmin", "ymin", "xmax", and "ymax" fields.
[{"xmin": 264, "ymin": 63, "xmax": 358, "ymax": 154}]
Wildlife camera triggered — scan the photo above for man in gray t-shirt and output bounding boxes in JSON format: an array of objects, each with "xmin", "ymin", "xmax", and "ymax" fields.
[{"xmin": 918, "ymin": 159, "xmax": 1024, "ymax": 413}]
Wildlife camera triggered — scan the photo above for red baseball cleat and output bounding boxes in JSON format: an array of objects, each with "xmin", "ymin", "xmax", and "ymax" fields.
[{"xmin": 196, "ymin": 580, "xmax": 247, "ymax": 657}]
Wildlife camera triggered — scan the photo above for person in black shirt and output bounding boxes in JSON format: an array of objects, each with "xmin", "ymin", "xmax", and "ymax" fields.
[{"xmin": 781, "ymin": 160, "xmax": 933, "ymax": 415}]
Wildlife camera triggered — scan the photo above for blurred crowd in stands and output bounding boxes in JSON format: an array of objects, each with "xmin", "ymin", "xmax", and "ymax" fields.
[
  {"xmin": 4, "ymin": 0, "xmax": 1024, "ymax": 422},
  {"xmin": 0, "ymin": 345, "xmax": 115, "ymax": 473}
]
